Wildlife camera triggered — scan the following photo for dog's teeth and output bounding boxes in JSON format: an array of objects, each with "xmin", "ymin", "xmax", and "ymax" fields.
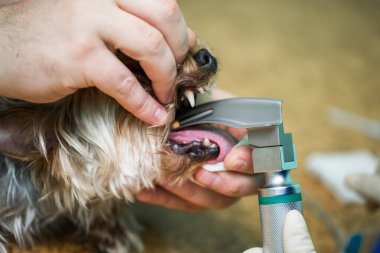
[
  {"xmin": 184, "ymin": 89, "xmax": 195, "ymax": 107},
  {"xmin": 207, "ymin": 80, "xmax": 216, "ymax": 95},
  {"xmin": 197, "ymin": 87, "xmax": 205, "ymax": 94},
  {"xmin": 203, "ymin": 138, "xmax": 211, "ymax": 147},
  {"xmin": 210, "ymin": 143, "xmax": 217, "ymax": 148}
]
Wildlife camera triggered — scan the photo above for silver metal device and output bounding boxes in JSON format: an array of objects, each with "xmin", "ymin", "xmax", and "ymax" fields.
[{"xmin": 174, "ymin": 97, "xmax": 301, "ymax": 253}]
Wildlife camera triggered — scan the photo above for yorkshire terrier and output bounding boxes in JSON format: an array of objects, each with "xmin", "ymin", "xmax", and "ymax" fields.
[{"xmin": 0, "ymin": 44, "xmax": 236, "ymax": 252}]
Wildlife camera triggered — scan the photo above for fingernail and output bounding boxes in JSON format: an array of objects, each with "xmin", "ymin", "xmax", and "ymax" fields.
[
  {"xmin": 196, "ymin": 169, "xmax": 219, "ymax": 186},
  {"xmin": 154, "ymin": 107, "xmax": 169, "ymax": 124},
  {"xmin": 231, "ymin": 159, "xmax": 248, "ymax": 172}
]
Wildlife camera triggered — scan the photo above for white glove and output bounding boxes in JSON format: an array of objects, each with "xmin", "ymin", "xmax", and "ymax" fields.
[
  {"xmin": 345, "ymin": 172, "xmax": 380, "ymax": 203},
  {"xmin": 243, "ymin": 210, "xmax": 316, "ymax": 253}
]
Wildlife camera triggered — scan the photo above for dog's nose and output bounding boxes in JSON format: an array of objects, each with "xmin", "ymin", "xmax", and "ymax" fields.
[{"xmin": 193, "ymin": 49, "xmax": 217, "ymax": 73}]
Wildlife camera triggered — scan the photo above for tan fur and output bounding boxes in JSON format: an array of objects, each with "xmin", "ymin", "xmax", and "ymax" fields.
[
  {"xmin": 0, "ymin": 44, "xmax": 217, "ymax": 252},
  {"xmin": 0, "ymin": 46, "xmax": 216, "ymax": 210}
]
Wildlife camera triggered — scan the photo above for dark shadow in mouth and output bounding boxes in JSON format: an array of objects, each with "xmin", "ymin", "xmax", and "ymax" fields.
[{"xmin": 168, "ymin": 139, "xmax": 219, "ymax": 161}]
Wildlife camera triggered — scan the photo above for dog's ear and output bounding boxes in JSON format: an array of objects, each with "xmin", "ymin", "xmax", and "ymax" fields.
[{"xmin": 0, "ymin": 111, "xmax": 34, "ymax": 157}]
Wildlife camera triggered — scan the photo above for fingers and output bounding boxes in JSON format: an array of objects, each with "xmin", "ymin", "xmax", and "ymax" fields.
[
  {"xmin": 194, "ymin": 169, "xmax": 264, "ymax": 197},
  {"xmin": 345, "ymin": 173, "xmax": 380, "ymax": 203},
  {"xmin": 159, "ymin": 179, "xmax": 238, "ymax": 209},
  {"xmin": 116, "ymin": 0, "xmax": 189, "ymax": 64},
  {"xmin": 136, "ymin": 187, "xmax": 205, "ymax": 212},
  {"xmin": 99, "ymin": 10, "xmax": 177, "ymax": 104},
  {"xmin": 84, "ymin": 48, "xmax": 168, "ymax": 125},
  {"xmin": 283, "ymin": 210, "xmax": 316, "ymax": 253},
  {"xmin": 187, "ymin": 28, "xmax": 197, "ymax": 49},
  {"xmin": 224, "ymin": 146, "xmax": 253, "ymax": 174},
  {"xmin": 243, "ymin": 211, "xmax": 315, "ymax": 253}
]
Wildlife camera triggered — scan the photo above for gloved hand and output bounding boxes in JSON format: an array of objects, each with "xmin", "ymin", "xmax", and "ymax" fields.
[
  {"xmin": 243, "ymin": 210, "xmax": 316, "ymax": 253},
  {"xmin": 344, "ymin": 165, "xmax": 380, "ymax": 253},
  {"xmin": 345, "ymin": 165, "xmax": 380, "ymax": 205}
]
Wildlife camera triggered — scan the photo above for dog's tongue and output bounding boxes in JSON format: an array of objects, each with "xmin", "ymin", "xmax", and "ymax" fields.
[{"xmin": 168, "ymin": 125, "xmax": 237, "ymax": 163}]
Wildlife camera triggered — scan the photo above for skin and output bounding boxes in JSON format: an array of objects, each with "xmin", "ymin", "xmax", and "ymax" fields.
[
  {"xmin": 137, "ymin": 141, "xmax": 260, "ymax": 212},
  {"xmin": 137, "ymin": 91, "xmax": 261, "ymax": 212},
  {"xmin": 0, "ymin": 0, "xmax": 194, "ymax": 125},
  {"xmin": 0, "ymin": 0, "xmax": 259, "ymax": 212}
]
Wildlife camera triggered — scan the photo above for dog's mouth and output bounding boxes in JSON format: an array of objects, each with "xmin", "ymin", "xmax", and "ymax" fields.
[
  {"xmin": 177, "ymin": 84, "xmax": 207, "ymax": 108},
  {"xmin": 168, "ymin": 125, "xmax": 236, "ymax": 164},
  {"xmin": 167, "ymin": 48, "xmax": 236, "ymax": 164},
  {"xmin": 170, "ymin": 87, "xmax": 236, "ymax": 164}
]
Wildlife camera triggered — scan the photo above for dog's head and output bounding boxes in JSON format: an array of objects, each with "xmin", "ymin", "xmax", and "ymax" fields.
[{"xmin": 0, "ymin": 44, "xmax": 235, "ymax": 205}]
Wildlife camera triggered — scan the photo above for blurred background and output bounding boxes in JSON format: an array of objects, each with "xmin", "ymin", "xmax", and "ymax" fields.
[{"xmin": 17, "ymin": 0, "xmax": 380, "ymax": 252}]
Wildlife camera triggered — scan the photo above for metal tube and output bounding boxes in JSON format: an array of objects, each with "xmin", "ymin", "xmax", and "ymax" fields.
[{"xmin": 258, "ymin": 170, "xmax": 303, "ymax": 253}]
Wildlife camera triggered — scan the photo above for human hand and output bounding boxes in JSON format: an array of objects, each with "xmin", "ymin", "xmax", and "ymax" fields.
[
  {"xmin": 137, "ymin": 88, "xmax": 259, "ymax": 211},
  {"xmin": 136, "ymin": 123, "xmax": 263, "ymax": 211},
  {"xmin": 0, "ymin": 0, "xmax": 194, "ymax": 125},
  {"xmin": 345, "ymin": 164, "xmax": 380, "ymax": 204},
  {"xmin": 243, "ymin": 210, "xmax": 316, "ymax": 253}
]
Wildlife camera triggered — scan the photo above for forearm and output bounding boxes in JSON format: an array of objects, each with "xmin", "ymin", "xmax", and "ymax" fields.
[{"xmin": 0, "ymin": 1, "xmax": 22, "ymax": 7}]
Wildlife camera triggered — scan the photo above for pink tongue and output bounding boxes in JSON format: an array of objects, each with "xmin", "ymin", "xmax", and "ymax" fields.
[{"xmin": 168, "ymin": 126, "xmax": 237, "ymax": 163}]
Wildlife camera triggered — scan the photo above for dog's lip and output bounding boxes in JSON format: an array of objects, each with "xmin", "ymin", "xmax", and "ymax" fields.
[{"xmin": 168, "ymin": 125, "xmax": 237, "ymax": 163}]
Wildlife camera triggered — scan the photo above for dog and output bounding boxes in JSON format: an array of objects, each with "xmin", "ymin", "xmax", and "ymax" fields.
[{"xmin": 0, "ymin": 44, "xmax": 236, "ymax": 252}]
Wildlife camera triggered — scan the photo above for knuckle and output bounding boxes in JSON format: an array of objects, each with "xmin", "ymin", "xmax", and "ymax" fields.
[
  {"xmin": 117, "ymin": 74, "xmax": 140, "ymax": 97},
  {"xmin": 135, "ymin": 94, "xmax": 154, "ymax": 116},
  {"xmin": 143, "ymin": 28, "xmax": 165, "ymax": 55},
  {"xmin": 123, "ymin": 86, "xmax": 157, "ymax": 119},
  {"xmin": 185, "ymin": 189, "xmax": 197, "ymax": 199},
  {"xmin": 159, "ymin": 0, "xmax": 180, "ymax": 21},
  {"xmin": 59, "ymin": 79, "xmax": 78, "ymax": 95},
  {"xmin": 226, "ymin": 181, "xmax": 244, "ymax": 197},
  {"xmin": 70, "ymin": 34, "xmax": 96, "ymax": 60},
  {"xmin": 182, "ymin": 183, "xmax": 197, "ymax": 198}
]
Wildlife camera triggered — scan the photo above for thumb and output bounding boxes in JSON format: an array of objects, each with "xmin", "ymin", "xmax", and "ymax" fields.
[
  {"xmin": 345, "ymin": 173, "xmax": 380, "ymax": 203},
  {"xmin": 283, "ymin": 210, "xmax": 316, "ymax": 253},
  {"xmin": 243, "ymin": 248, "xmax": 263, "ymax": 253}
]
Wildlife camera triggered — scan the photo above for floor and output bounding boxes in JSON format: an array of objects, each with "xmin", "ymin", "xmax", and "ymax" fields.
[{"xmin": 10, "ymin": 0, "xmax": 380, "ymax": 252}]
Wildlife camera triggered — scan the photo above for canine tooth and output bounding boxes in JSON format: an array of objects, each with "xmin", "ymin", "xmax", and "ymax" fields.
[
  {"xmin": 184, "ymin": 89, "xmax": 195, "ymax": 107},
  {"xmin": 210, "ymin": 143, "xmax": 217, "ymax": 148},
  {"xmin": 197, "ymin": 87, "xmax": 205, "ymax": 94},
  {"xmin": 203, "ymin": 138, "xmax": 211, "ymax": 147}
]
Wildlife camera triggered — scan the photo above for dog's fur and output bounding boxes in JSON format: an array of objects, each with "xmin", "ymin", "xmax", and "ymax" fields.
[{"xmin": 0, "ymin": 45, "xmax": 217, "ymax": 252}]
